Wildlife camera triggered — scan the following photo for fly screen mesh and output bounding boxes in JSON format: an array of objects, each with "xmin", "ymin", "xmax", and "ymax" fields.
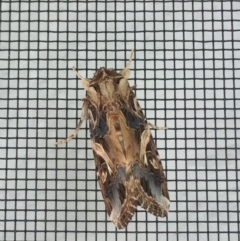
[{"xmin": 1, "ymin": 1, "xmax": 240, "ymax": 241}]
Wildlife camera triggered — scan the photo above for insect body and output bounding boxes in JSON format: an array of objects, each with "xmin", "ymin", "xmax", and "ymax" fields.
[{"xmin": 56, "ymin": 49, "xmax": 170, "ymax": 229}]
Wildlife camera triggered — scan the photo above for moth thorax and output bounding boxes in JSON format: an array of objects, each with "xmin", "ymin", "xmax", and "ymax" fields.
[
  {"xmin": 103, "ymin": 101, "xmax": 121, "ymax": 113},
  {"xmin": 99, "ymin": 80, "xmax": 116, "ymax": 99}
]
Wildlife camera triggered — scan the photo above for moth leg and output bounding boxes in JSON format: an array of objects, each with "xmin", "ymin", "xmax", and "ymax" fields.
[
  {"xmin": 119, "ymin": 48, "xmax": 134, "ymax": 79},
  {"xmin": 72, "ymin": 66, "xmax": 90, "ymax": 90},
  {"xmin": 148, "ymin": 122, "xmax": 168, "ymax": 130},
  {"xmin": 55, "ymin": 101, "xmax": 88, "ymax": 145}
]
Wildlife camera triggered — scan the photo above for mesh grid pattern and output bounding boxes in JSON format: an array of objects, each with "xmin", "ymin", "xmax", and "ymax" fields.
[{"xmin": 1, "ymin": 1, "xmax": 240, "ymax": 241}]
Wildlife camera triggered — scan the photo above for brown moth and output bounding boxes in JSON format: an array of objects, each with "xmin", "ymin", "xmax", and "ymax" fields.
[{"xmin": 55, "ymin": 49, "xmax": 170, "ymax": 229}]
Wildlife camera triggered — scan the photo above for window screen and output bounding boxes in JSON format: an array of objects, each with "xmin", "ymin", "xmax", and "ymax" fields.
[{"xmin": 1, "ymin": 1, "xmax": 240, "ymax": 241}]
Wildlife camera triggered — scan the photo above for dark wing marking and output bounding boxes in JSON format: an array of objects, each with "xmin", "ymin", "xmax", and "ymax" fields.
[
  {"xmin": 121, "ymin": 106, "xmax": 145, "ymax": 129},
  {"xmin": 91, "ymin": 114, "xmax": 109, "ymax": 138}
]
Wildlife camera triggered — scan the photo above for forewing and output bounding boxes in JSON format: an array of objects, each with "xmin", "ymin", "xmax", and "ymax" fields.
[
  {"xmin": 93, "ymin": 146, "xmax": 137, "ymax": 229},
  {"xmin": 125, "ymin": 91, "xmax": 170, "ymax": 217},
  {"xmin": 131, "ymin": 132, "xmax": 170, "ymax": 217}
]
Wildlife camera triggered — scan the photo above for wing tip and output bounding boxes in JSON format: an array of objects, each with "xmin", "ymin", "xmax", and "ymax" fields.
[
  {"xmin": 134, "ymin": 180, "xmax": 170, "ymax": 218},
  {"xmin": 110, "ymin": 186, "xmax": 137, "ymax": 229}
]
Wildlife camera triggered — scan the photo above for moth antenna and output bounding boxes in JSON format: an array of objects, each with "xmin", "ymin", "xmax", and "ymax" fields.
[
  {"xmin": 148, "ymin": 122, "xmax": 168, "ymax": 130},
  {"xmin": 125, "ymin": 48, "xmax": 134, "ymax": 69},
  {"xmin": 72, "ymin": 66, "xmax": 90, "ymax": 90},
  {"xmin": 55, "ymin": 100, "xmax": 89, "ymax": 145},
  {"xmin": 119, "ymin": 48, "xmax": 134, "ymax": 79}
]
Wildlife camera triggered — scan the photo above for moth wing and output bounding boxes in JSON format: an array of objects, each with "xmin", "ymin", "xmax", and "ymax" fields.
[
  {"xmin": 131, "ymin": 128, "xmax": 170, "ymax": 217},
  {"xmin": 122, "ymin": 86, "xmax": 170, "ymax": 217},
  {"xmin": 93, "ymin": 149, "xmax": 137, "ymax": 229}
]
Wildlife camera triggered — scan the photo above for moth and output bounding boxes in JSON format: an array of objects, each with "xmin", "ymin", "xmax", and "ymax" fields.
[{"xmin": 56, "ymin": 49, "xmax": 170, "ymax": 229}]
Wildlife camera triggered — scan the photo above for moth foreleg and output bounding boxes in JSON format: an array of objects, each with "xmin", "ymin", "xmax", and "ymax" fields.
[
  {"xmin": 55, "ymin": 100, "xmax": 89, "ymax": 145},
  {"xmin": 148, "ymin": 122, "xmax": 168, "ymax": 130}
]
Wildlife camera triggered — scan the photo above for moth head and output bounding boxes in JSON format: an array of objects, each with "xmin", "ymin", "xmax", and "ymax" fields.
[{"xmin": 90, "ymin": 68, "xmax": 124, "ymax": 102}]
